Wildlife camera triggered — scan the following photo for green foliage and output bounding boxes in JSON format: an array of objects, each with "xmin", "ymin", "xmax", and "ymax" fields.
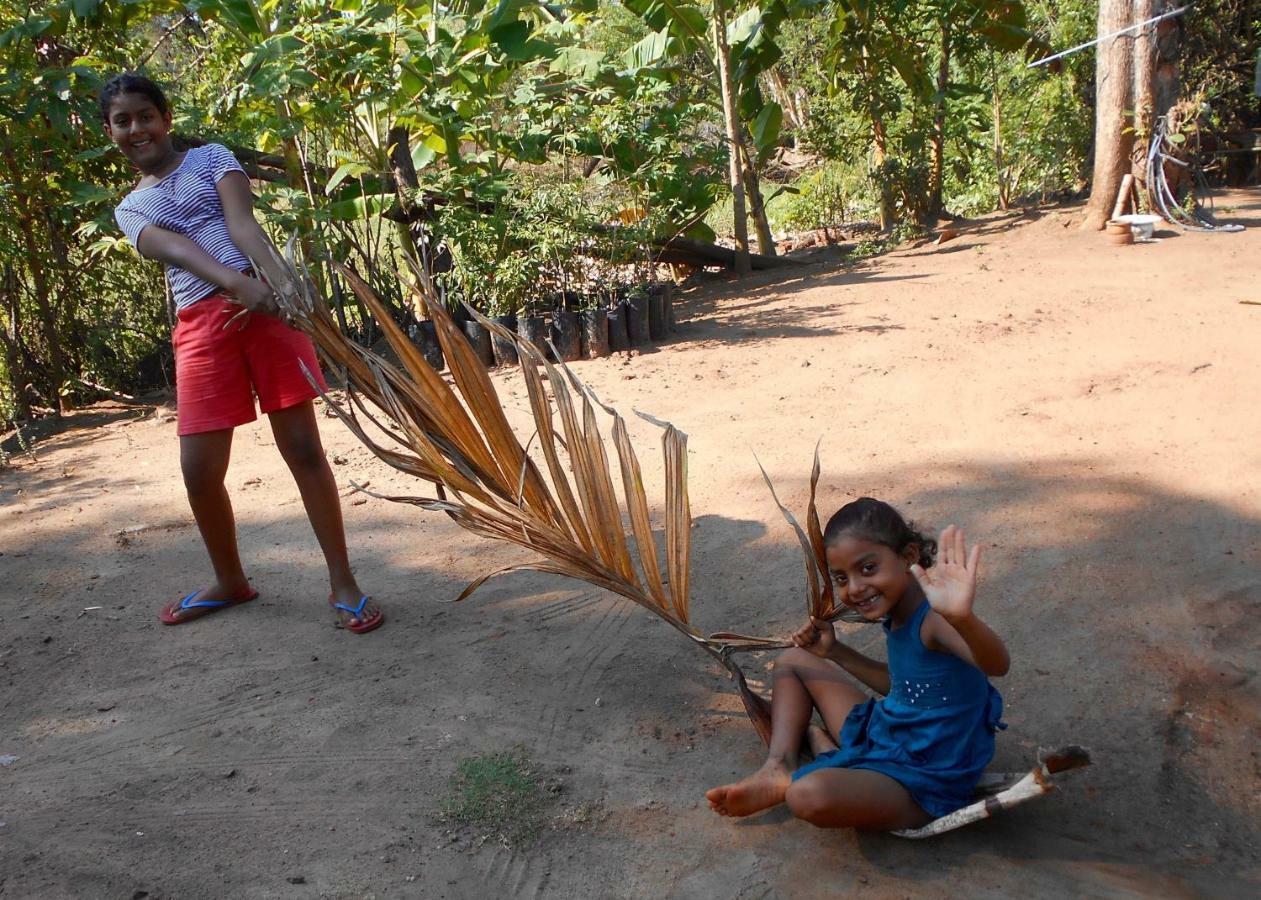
[
  {"xmin": 774, "ymin": 160, "xmax": 868, "ymax": 232},
  {"xmin": 1, "ymin": 0, "xmax": 1256, "ymax": 426}
]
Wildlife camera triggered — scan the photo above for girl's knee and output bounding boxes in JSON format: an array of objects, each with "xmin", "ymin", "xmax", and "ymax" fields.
[
  {"xmin": 181, "ymin": 459, "xmax": 226, "ymax": 497},
  {"xmin": 784, "ymin": 779, "xmax": 830, "ymax": 826},
  {"xmin": 775, "ymin": 647, "xmax": 816, "ymax": 671},
  {"xmin": 278, "ymin": 434, "xmax": 326, "ymax": 471}
]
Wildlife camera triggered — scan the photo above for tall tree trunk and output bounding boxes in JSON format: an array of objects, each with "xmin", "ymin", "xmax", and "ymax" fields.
[
  {"xmin": 872, "ymin": 117, "xmax": 895, "ymax": 231},
  {"xmin": 741, "ymin": 148, "xmax": 777, "ymax": 256},
  {"xmin": 929, "ymin": 19, "xmax": 952, "ymax": 220},
  {"xmin": 1083, "ymin": 0, "xmax": 1137, "ymax": 229},
  {"xmin": 1133, "ymin": 0, "xmax": 1181, "ymax": 208},
  {"xmin": 857, "ymin": 43, "xmax": 896, "ymax": 230},
  {"xmin": 386, "ymin": 125, "xmax": 422, "ymax": 260},
  {"xmin": 1132, "ymin": 0, "xmax": 1157, "ymax": 145},
  {"xmin": 993, "ymin": 63, "xmax": 1008, "ymax": 211},
  {"xmin": 713, "ymin": 1, "xmax": 752, "ymax": 275}
]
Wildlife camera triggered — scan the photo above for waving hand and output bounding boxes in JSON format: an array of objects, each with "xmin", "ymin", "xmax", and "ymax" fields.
[{"xmin": 909, "ymin": 524, "xmax": 980, "ymax": 624}]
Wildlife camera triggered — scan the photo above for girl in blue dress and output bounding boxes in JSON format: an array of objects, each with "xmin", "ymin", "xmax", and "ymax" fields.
[{"xmin": 706, "ymin": 497, "xmax": 1009, "ymax": 830}]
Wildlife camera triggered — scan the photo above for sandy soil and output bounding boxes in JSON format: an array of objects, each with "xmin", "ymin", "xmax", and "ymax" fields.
[{"xmin": 2, "ymin": 191, "xmax": 1259, "ymax": 899}]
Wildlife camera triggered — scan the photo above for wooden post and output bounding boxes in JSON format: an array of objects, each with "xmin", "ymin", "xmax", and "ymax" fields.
[{"xmin": 1111, "ymin": 173, "xmax": 1135, "ymax": 220}]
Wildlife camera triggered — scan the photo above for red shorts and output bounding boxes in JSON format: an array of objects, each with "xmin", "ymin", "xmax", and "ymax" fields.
[{"xmin": 173, "ymin": 294, "xmax": 328, "ymax": 436}]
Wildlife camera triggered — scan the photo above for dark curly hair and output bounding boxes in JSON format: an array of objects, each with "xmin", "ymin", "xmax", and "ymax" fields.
[
  {"xmin": 98, "ymin": 73, "xmax": 169, "ymax": 123},
  {"xmin": 823, "ymin": 497, "xmax": 937, "ymax": 568}
]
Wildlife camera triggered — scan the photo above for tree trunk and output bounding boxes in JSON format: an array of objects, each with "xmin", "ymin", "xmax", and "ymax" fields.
[
  {"xmin": 993, "ymin": 56, "xmax": 1008, "ymax": 211},
  {"xmin": 741, "ymin": 148, "xmax": 777, "ymax": 255},
  {"xmin": 1132, "ymin": 0, "xmax": 1157, "ymax": 147},
  {"xmin": 713, "ymin": 2, "xmax": 752, "ymax": 275},
  {"xmin": 872, "ymin": 117, "xmax": 895, "ymax": 231},
  {"xmin": 1133, "ymin": 0, "xmax": 1181, "ymax": 208},
  {"xmin": 929, "ymin": 19, "xmax": 951, "ymax": 220},
  {"xmin": 386, "ymin": 125, "xmax": 422, "ymax": 260},
  {"xmin": 1082, "ymin": 0, "xmax": 1137, "ymax": 230}
]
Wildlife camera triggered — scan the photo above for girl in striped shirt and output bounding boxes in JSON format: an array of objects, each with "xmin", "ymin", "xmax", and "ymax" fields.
[{"xmin": 102, "ymin": 73, "xmax": 383, "ymax": 633}]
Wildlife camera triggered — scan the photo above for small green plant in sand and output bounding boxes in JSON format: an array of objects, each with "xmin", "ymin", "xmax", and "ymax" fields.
[{"xmin": 439, "ymin": 748, "xmax": 559, "ymax": 848}]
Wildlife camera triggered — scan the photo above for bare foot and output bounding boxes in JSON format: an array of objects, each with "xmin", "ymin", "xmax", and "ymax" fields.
[
  {"xmin": 705, "ymin": 760, "xmax": 792, "ymax": 817},
  {"xmin": 806, "ymin": 724, "xmax": 838, "ymax": 757}
]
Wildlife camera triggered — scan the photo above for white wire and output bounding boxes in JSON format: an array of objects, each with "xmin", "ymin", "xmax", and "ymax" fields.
[{"xmin": 1026, "ymin": 5, "xmax": 1192, "ymax": 69}]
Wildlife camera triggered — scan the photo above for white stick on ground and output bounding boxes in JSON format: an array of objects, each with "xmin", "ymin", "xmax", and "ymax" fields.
[{"xmin": 893, "ymin": 746, "xmax": 1091, "ymax": 839}]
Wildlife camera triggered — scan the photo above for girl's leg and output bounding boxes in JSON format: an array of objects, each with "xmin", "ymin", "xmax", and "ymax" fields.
[
  {"xmin": 173, "ymin": 428, "xmax": 252, "ymax": 618},
  {"xmin": 266, "ymin": 400, "xmax": 379, "ymax": 626},
  {"xmin": 706, "ymin": 648, "xmax": 866, "ymax": 817},
  {"xmin": 785, "ymin": 768, "xmax": 932, "ymax": 831}
]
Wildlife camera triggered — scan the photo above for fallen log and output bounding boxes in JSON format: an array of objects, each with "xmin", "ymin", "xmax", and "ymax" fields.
[{"xmin": 651, "ymin": 235, "xmax": 802, "ymax": 270}]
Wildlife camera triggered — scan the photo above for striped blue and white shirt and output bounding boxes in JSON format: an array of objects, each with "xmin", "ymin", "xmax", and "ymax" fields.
[{"xmin": 114, "ymin": 143, "xmax": 252, "ymax": 310}]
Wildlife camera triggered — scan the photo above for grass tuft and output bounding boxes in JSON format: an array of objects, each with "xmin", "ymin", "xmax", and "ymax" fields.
[{"xmin": 439, "ymin": 747, "xmax": 560, "ymax": 848}]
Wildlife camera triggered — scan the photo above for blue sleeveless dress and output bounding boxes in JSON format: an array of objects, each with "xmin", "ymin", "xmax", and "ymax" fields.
[{"xmin": 792, "ymin": 599, "xmax": 1005, "ymax": 818}]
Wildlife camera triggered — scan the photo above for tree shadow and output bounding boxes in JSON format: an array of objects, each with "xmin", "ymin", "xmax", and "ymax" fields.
[
  {"xmin": 671, "ymin": 266, "xmax": 924, "ymax": 348},
  {"xmin": 2, "ymin": 404, "xmax": 159, "ymax": 458}
]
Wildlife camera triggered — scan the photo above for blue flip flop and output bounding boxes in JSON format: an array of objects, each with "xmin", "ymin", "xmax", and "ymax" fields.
[
  {"xmin": 160, "ymin": 587, "xmax": 259, "ymax": 625},
  {"xmin": 331, "ymin": 595, "xmax": 385, "ymax": 634}
]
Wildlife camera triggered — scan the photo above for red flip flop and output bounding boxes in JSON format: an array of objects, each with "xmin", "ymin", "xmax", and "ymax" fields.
[
  {"xmin": 331, "ymin": 595, "xmax": 385, "ymax": 634},
  {"xmin": 160, "ymin": 587, "xmax": 259, "ymax": 625}
]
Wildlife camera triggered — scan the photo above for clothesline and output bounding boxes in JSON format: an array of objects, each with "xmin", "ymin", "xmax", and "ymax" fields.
[{"xmin": 1026, "ymin": 5, "xmax": 1192, "ymax": 70}]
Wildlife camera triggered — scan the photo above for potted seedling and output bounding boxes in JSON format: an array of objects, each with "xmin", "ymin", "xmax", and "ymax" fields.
[
  {"xmin": 624, "ymin": 283, "xmax": 649, "ymax": 347},
  {"xmin": 516, "ymin": 287, "xmax": 551, "ymax": 358},
  {"xmin": 551, "ymin": 289, "xmax": 582, "ymax": 362},
  {"xmin": 577, "ymin": 290, "xmax": 609, "ymax": 359}
]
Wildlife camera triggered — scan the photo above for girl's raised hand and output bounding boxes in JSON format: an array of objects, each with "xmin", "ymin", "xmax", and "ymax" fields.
[
  {"xmin": 791, "ymin": 616, "xmax": 837, "ymax": 659},
  {"xmin": 910, "ymin": 524, "xmax": 980, "ymax": 624}
]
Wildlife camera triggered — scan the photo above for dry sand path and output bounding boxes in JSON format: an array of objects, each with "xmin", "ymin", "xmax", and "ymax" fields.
[{"xmin": 2, "ymin": 192, "xmax": 1259, "ymax": 898}]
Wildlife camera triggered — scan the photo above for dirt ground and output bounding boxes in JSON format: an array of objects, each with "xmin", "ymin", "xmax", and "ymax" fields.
[{"xmin": 3, "ymin": 191, "xmax": 1260, "ymax": 899}]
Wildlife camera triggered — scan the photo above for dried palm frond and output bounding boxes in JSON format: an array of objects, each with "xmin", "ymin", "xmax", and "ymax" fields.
[
  {"xmin": 253, "ymin": 238, "xmax": 791, "ymax": 740},
  {"xmin": 754, "ymin": 444, "xmax": 870, "ymax": 626}
]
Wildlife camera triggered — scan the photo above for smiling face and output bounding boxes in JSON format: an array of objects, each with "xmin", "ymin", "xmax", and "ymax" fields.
[
  {"xmin": 825, "ymin": 533, "xmax": 921, "ymax": 623},
  {"xmin": 103, "ymin": 91, "xmax": 175, "ymax": 174}
]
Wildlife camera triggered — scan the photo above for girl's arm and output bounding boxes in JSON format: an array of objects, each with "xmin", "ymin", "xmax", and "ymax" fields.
[
  {"xmin": 793, "ymin": 618, "xmax": 891, "ymax": 695},
  {"xmin": 923, "ymin": 610, "xmax": 1010, "ymax": 677},
  {"xmin": 216, "ymin": 170, "xmax": 287, "ymax": 293},
  {"xmin": 912, "ymin": 525, "xmax": 1011, "ymax": 677},
  {"xmin": 135, "ymin": 225, "xmax": 275, "ymax": 310}
]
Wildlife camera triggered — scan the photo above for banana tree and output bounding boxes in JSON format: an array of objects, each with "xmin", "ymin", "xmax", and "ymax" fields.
[{"xmin": 618, "ymin": 0, "xmax": 815, "ymax": 261}]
